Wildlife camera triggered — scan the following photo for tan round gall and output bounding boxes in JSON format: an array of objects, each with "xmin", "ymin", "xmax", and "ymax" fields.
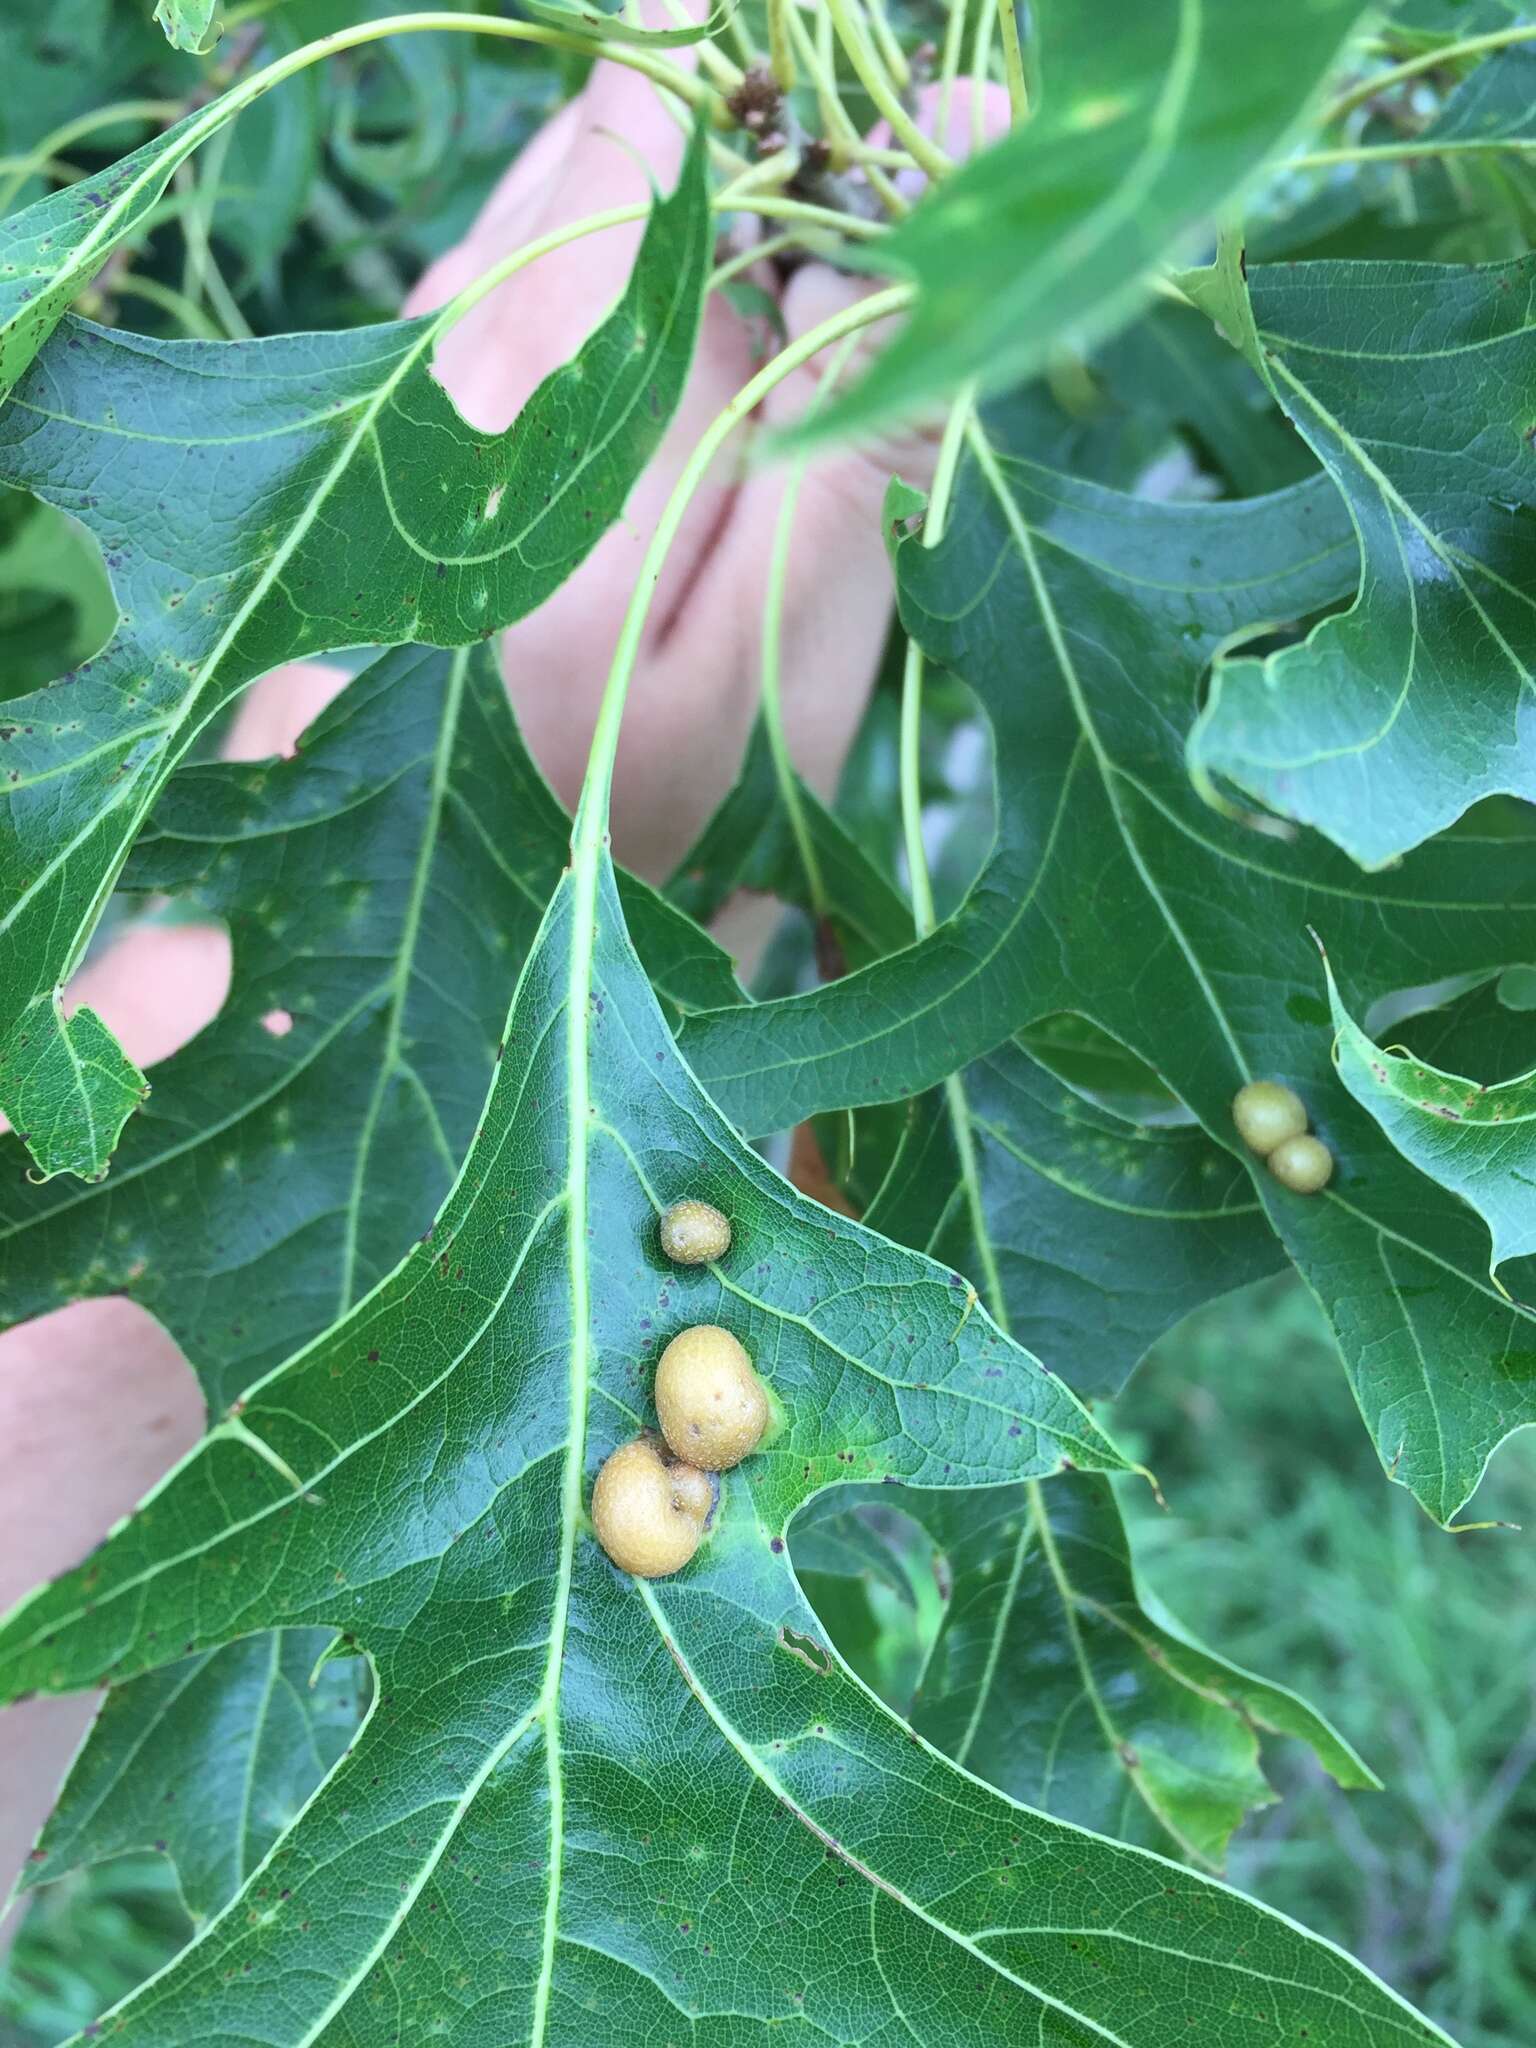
[
  {"xmin": 1268, "ymin": 1133, "xmax": 1335, "ymax": 1194},
  {"xmin": 591, "ymin": 1437, "xmax": 710, "ymax": 1578},
  {"xmin": 658, "ymin": 1198, "xmax": 732, "ymax": 1266},
  {"xmin": 668, "ymin": 1463, "xmax": 715, "ymax": 1522},
  {"xmin": 1231, "ymin": 1079, "xmax": 1308, "ymax": 1157},
  {"xmin": 655, "ymin": 1324, "xmax": 768, "ymax": 1471}
]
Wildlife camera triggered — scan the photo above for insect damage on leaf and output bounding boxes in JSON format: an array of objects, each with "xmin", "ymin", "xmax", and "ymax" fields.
[
  {"xmin": 1268, "ymin": 1132, "xmax": 1335, "ymax": 1194},
  {"xmin": 2, "ymin": 8, "xmax": 1522, "ymax": 2042},
  {"xmin": 1326, "ymin": 947, "xmax": 1536, "ymax": 1277}
]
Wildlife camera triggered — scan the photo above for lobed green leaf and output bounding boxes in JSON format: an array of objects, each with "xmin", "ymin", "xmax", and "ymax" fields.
[
  {"xmin": 0, "ymin": 126, "xmax": 709, "ymax": 1181},
  {"xmin": 0, "ymin": 644, "xmax": 742, "ymax": 1410},
  {"xmin": 683, "ymin": 436, "xmax": 1536, "ymax": 1523},
  {"xmin": 6, "ymin": 854, "xmax": 1357, "ymax": 2047},
  {"xmin": 804, "ymin": 1472, "xmax": 1376, "ymax": 1872},
  {"xmin": 1194, "ymin": 258, "xmax": 1536, "ymax": 867},
  {"xmin": 20, "ymin": 1630, "xmax": 364, "ymax": 1924}
]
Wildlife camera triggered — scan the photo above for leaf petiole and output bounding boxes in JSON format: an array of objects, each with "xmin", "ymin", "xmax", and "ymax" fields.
[
  {"xmin": 996, "ymin": 0, "xmax": 1030, "ymax": 124},
  {"xmin": 1292, "ymin": 137, "xmax": 1536, "ymax": 169},
  {"xmin": 757, "ymin": 336, "xmax": 865, "ymax": 922},
  {"xmin": 1319, "ymin": 21, "xmax": 1536, "ymax": 125},
  {"xmin": 571, "ymin": 281, "xmax": 915, "ymax": 873},
  {"xmin": 826, "ymin": 0, "xmax": 953, "ymax": 181},
  {"xmin": 895, "ymin": 386, "xmax": 1008, "ymax": 1329}
]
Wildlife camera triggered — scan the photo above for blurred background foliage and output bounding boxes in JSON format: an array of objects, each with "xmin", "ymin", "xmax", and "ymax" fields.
[{"xmin": 3, "ymin": 2, "xmax": 1536, "ymax": 2044}]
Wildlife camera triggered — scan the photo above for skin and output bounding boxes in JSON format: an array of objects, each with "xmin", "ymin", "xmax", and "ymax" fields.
[
  {"xmin": 654, "ymin": 1325, "xmax": 769, "ymax": 1471},
  {"xmin": 591, "ymin": 1437, "xmax": 710, "ymax": 1577},
  {"xmin": 1231, "ymin": 1079, "xmax": 1309, "ymax": 1156},
  {"xmin": 658, "ymin": 1199, "xmax": 733, "ymax": 1266},
  {"xmin": 0, "ymin": 54, "xmax": 1005, "ymax": 1932}
]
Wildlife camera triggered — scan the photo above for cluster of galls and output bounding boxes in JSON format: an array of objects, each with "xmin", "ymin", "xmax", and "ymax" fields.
[
  {"xmin": 1231, "ymin": 1081, "xmax": 1334, "ymax": 1192},
  {"xmin": 591, "ymin": 1200, "xmax": 769, "ymax": 1580}
]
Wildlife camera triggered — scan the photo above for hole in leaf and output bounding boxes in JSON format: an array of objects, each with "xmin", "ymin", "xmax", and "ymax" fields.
[
  {"xmin": 792, "ymin": 1498, "xmax": 944, "ymax": 1711},
  {"xmin": 776, "ymin": 1627, "xmax": 833, "ymax": 1679}
]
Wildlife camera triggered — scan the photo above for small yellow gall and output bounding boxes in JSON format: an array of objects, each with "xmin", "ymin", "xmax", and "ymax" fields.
[
  {"xmin": 668, "ymin": 1463, "xmax": 715, "ymax": 1522},
  {"xmin": 591, "ymin": 1437, "xmax": 711, "ymax": 1578},
  {"xmin": 1268, "ymin": 1133, "xmax": 1335, "ymax": 1194},
  {"xmin": 1231, "ymin": 1080, "xmax": 1308, "ymax": 1157},
  {"xmin": 655, "ymin": 1324, "xmax": 768, "ymax": 1472},
  {"xmin": 658, "ymin": 1199, "xmax": 732, "ymax": 1266}
]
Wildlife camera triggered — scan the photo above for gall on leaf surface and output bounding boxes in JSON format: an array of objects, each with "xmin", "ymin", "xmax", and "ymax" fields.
[
  {"xmin": 671, "ymin": 720, "xmax": 1284, "ymax": 1406},
  {"xmin": 0, "ymin": 853, "xmax": 1262, "ymax": 2048},
  {"xmin": 669, "ymin": 639, "xmax": 1359, "ymax": 1876},
  {"xmin": 793, "ymin": 0, "xmax": 1372, "ymax": 449},
  {"xmin": 3, "ymin": 643, "xmax": 741, "ymax": 1924},
  {"xmin": 683, "ymin": 435, "xmax": 1536, "ymax": 1525},
  {"xmin": 0, "ymin": 122, "xmax": 709, "ymax": 1183}
]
